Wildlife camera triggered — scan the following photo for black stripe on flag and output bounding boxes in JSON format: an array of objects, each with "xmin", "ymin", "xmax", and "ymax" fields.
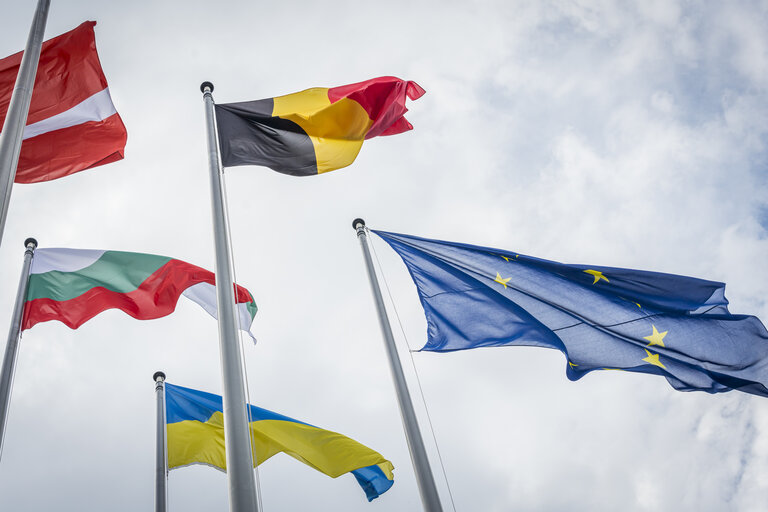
[{"xmin": 215, "ymin": 98, "xmax": 318, "ymax": 176}]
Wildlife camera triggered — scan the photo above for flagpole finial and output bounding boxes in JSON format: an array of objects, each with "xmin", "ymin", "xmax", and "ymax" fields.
[
  {"xmin": 353, "ymin": 218, "xmax": 365, "ymax": 230},
  {"xmin": 200, "ymin": 81, "xmax": 214, "ymax": 94},
  {"xmin": 24, "ymin": 238, "xmax": 37, "ymax": 249},
  {"xmin": 153, "ymin": 371, "xmax": 166, "ymax": 382}
]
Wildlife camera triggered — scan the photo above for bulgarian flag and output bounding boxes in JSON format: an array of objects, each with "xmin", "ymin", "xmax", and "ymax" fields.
[
  {"xmin": 22, "ymin": 248, "xmax": 257, "ymax": 339},
  {"xmin": 214, "ymin": 76, "xmax": 425, "ymax": 176},
  {"xmin": 0, "ymin": 21, "xmax": 127, "ymax": 184}
]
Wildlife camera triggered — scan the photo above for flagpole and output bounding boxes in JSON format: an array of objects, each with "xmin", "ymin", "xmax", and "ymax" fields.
[
  {"xmin": 0, "ymin": 237, "xmax": 37, "ymax": 459},
  {"xmin": 200, "ymin": 81, "xmax": 260, "ymax": 512},
  {"xmin": 352, "ymin": 219, "xmax": 443, "ymax": 512},
  {"xmin": 154, "ymin": 371, "xmax": 168, "ymax": 512},
  {"xmin": 0, "ymin": 0, "xmax": 50, "ymax": 247}
]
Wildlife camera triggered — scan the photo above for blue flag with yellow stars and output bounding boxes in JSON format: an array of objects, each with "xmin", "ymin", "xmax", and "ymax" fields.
[{"xmin": 373, "ymin": 229, "xmax": 768, "ymax": 397}]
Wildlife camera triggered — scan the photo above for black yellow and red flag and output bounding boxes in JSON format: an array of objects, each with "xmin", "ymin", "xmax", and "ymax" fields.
[{"xmin": 214, "ymin": 76, "xmax": 425, "ymax": 176}]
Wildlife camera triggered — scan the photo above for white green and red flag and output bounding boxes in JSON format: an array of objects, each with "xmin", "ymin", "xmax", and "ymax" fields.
[
  {"xmin": 22, "ymin": 248, "xmax": 257, "ymax": 339},
  {"xmin": 0, "ymin": 21, "xmax": 127, "ymax": 183}
]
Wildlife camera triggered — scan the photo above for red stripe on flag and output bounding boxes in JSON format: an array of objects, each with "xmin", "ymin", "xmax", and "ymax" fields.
[
  {"xmin": 0, "ymin": 21, "xmax": 106, "ymax": 126},
  {"xmin": 327, "ymin": 77, "xmax": 425, "ymax": 139},
  {"xmin": 14, "ymin": 113, "xmax": 127, "ymax": 183},
  {"xmin": 22, "ymin": 258, "xmax": 254, "ymax": 330}
]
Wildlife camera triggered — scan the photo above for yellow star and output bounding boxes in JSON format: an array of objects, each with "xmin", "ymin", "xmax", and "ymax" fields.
[
  {"xmin": 619, "ymin": 296, "xmax": 642, "ymax": 308},
  {"xmin": 501, "ymin": 255, "xmax": 510, "ymax": 262},
  {"xmin": 568, "ymin": 361, "xmax": 579, "ymax": 369},
  {"xmin": 643, "ymin": 325, "xmax": 667, "ymax": 348},
  {"xmin": 584, "ymin": 269, "xmax": 609, "ymax": 285},
  {"xmin": 642, "ymin": 349, "xmax": 666, "ymax": 369},
  {"xmin": 494, "ymin": 272, "xmax": 511, "ymax": 289}
]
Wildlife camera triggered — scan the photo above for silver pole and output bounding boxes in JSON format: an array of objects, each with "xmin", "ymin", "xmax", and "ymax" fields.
[
  {"xmin": 352, "ymin": 219, "xmax": 443, "ymax": 512},
  {"xmin": 0, "ymin": 0, "xmax": 50, "ymax": 248},
  {"xmin": 200, "ymin": 82, "xmax": 260, "ymax": 512},
  {"xmin": 0, "ymin": 237, "xmax": 37, "ymax": 459},
  {"xmin": 154, "ymin": 371, "xmax": 168, "ymax": 512}
]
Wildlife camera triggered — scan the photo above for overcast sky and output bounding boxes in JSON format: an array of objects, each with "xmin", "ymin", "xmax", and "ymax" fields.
[{"xmin": 1, "ymin": 1, "xmax": 767, "ymax": 511}]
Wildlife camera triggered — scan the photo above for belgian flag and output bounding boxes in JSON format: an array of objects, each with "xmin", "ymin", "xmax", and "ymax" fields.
[{"xmin": 214, "ymin": 76, "xmax": 425, "ymax": 176}]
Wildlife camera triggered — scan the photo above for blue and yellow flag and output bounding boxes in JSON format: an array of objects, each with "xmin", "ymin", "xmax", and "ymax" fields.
[
  {"xmin": 165, "ymin": 383, "xmax": 395, "ymax": 501},
  {"xmin": 374, "ymin": 230, "xmax": 768, "ymax": 397}
]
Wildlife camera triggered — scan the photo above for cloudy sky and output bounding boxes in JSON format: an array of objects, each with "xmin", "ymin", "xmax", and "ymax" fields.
[{"xmin": 1, "ymin": 0, "xmax": 768, "ymax": 510}]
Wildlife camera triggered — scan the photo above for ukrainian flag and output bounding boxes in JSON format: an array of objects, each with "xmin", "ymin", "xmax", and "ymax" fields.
[{"xmin": 165, "ymin": 383, "xmax": 395, "ymax": 501}]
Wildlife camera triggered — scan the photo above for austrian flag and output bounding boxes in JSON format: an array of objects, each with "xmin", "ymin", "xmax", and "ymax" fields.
[{"xmin": 0, "ymin": 21, "xmax": 127, "ymax": 183}]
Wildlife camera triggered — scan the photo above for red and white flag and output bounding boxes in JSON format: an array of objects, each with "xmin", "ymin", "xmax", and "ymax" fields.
[{"xmin": 0, "ymin": 21, "xmax": 127, "ymax": 184}]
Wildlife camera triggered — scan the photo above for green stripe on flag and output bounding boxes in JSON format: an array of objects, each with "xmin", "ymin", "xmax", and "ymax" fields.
[
  {"xmin": 26, "ymin": 251, "xmax": 172, "ymax": 302},
  {"xmin": 244, "ymin": 291, "xmax": 258, "ymax": 319}
]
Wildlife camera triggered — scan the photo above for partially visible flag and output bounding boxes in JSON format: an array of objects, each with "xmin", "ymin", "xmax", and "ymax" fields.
[
  {"xmin": 165, "ymin": 382, "xmax": 395, "ymax": 501},
  {"xmin": 214, "ymin": 76, "xmax": 425, "ymax": 176},
  {"xmin": 0, "ymin": 21, "xmax": 127, "ymax": 183},
  {"xmin": 374, "ymin": 229, "xmax": 768, "ymax": 397},
  {"xmin": 22, "ymin": 248, "xmax": 256, "ymax": 340}
]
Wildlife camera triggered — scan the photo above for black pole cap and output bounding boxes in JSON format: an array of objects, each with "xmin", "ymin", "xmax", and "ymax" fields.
[
  {"xmin": 200, "ymin": 81, "xmax": 214, "ymax": 93},
  {"xmin": 153, "ymin": 371, "xmax": 166, "ymax": 382},
  {"xmin": 24, "ymin": 237, "xmax": 37, "ymax": 249},
  {"xmin": 352, "ymin": 218, "xmax": 365, "ymax": 230}
]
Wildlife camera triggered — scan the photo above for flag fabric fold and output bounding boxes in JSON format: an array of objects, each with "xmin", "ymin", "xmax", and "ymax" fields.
[
  {"xmin": 22, "ymin": 248, "xmax": 257, "ymax": 340},
  {"xmin": 374, "ymin": 229, "xmax": 768, "ymax": 397},
  {"xmin": 0, "ymin": 21, "xmax": 127, "ymax": 183},
  {"xmin": 214, "ymin": 76, "xmax": 425, "ymax": 176},
  {"xmin": 164, "ymin": 382, "xmax": 395, "ymax": 501}
]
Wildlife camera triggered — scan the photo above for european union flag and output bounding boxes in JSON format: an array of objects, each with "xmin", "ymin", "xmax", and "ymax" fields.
[{"xmin": 374, "ymin": 230, "xmax": 768, "ymax": 397}]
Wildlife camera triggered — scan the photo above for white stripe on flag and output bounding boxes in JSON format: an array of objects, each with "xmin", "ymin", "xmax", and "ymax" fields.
[
  {"xmin": 23, "ymin": 88, "xmax": 117, "ymax": 140},
  {"xmin": 31, "ymin": 248, "xmax": 107, "ymax": 274},
  {"xmin": 182, "ymin": 282, "xmax": 257, "ymax": 342}
]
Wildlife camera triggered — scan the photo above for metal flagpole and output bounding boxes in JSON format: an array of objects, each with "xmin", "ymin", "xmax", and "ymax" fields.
[
  {"xmin": 0, "ymin": 237, "xmax": 37, "ymax": 459},
  {"xmin": 154, "ymin": 371, "xmax": 168, "ymax": 512},
  {"xmin": 200, "ymin": 81, "xmax": 260, "ymax": 512},
  {"xmin": 0, "ymin": 0, "xmax": 50, "ymax": 248},
  {"xmin": 352, "ymin": 219, "xmax": 443, "ymax": 512}
]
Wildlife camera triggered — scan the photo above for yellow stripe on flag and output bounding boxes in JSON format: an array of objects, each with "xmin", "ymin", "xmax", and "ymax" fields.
[
  {"xmin": 168, "ymin": 412, "xmax": 390, "ymax": 478},
  {"xmin": 272, "ymin": 89, "xmax": 372, "ymax": 173}
]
